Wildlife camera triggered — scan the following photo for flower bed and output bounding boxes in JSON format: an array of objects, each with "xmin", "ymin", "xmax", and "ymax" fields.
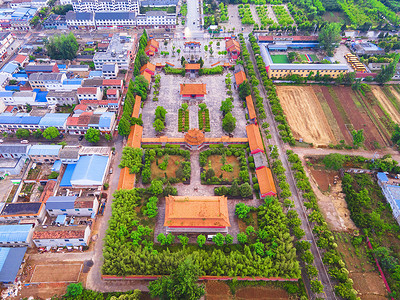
[
  {"xmin": 178, "ymin": 108, "xmax": 189, "ymax": 132},
  {"xmin": 198, "ymin": 109, "xmax": 210, "ymax": 132}
]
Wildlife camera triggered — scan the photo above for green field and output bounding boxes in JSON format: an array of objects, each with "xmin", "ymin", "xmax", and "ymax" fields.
[
  {"xmin": 309, "ymin": 54, "xmax": 318, "ymax": 62},
  {"xmin": 300, "ymin": 54, "xmax": 308, "ymax": 62},
  {"xmin": 270, "ymin": 54, "xmax": 289, "ymax": 63}
]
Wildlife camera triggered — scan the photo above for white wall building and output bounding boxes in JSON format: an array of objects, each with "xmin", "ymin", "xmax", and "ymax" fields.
[
  {"xmin": 29, "ymin": 73, "xmax": 67, "ymax": 91},
  {"xmin": 32, "ymin": 225, "xmax": 91, "ymax": 247},
  {"xmin": 0, "ymin": 33, "xmax": 15, "ymax": 60},
  {"xmin": 46, "ymin": 91, "xmax": 78, "ymax": 106},
  {"xmin": 77, "ymin": 87, "xmax": 102, "ymax": 101},
  {"xmin": 46, "ymin": 196, "xmax": 99, "ymax": 217},
  {"xmin": 71, "ymin": 0, "xmax": 139, "ymax": 13}
]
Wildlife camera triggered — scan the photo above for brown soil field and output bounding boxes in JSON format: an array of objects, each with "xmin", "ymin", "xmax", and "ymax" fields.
[
  {"xmin": 332, "ymin": 86, "xmax": 386, "ymax": 150},
  {"xmin": 336, "ymin": 233, "xmax": 388, "ymax": 298},
  {"xmin": 309, "ymin": 169, "xmax": 338, "ymax": 192},
  {"xmin": 319, "ymin": 86, "xmax": 353, "ymax": 144},
  {"xmin": 30, "ymin": 264, "xmax": 82, "ymax": 283},
  {"xmin": 204, "ymin": 155, "xmax": 240, "ymax": 181},
  {"xmin": 371, "ymin": 86, "xmax": 400, "ymax": 124},
  {"xmin": 235, "ymin": 286, "xmax": 289, "ymax": 299},
  {"xmin": 150, "ymin": 155, "xmax": 185, "ymax": 180},
  {"xmin": 206, "ymin": 280, "xmax": 233, "ymax": 300},
  {"xmin": 389, "ymin": 86, "xmax": 400, "ymax": 107},
  {"xmin": 277, "ymin": 86, "xmax": 336, "ymax": 145}
]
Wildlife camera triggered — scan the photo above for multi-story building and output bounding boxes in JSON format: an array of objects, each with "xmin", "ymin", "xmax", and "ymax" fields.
[
  {"xmin": 10, "ymin": 0, "xmax": 49, "ymax": 9},
  {"xmin": 42, "ymin": 14, "xmax": 68, "ymax": 29},
  {"xmin": 95, "ymin": 11, "xmax": 136, "ymax": 28},
  {"xmin": 0, "ymin": 202, "xmax": 46, "ymax": 222},
  {"xmin": 29, "ymin": 73, "xmax": 67, "ymax": 91},
  {"xmin": 10, "ymin": 7, "xmax": 38, "ymax": 30},
  {"xmin": 25, "ymin": 63, "xmax": 59, "ymax": 75},
  {"xmin": 136, "ymin": 10, "xmax": 176, "ymax": 28},
  {"xmin": 65, "ymin": 11, "xmax": 95, "ymax": 29},
  {"xmin": 32, "ymin": 225, "xmax": 91, "ymax": 247},
  {"xmin": 0, "ymin": 225, "xmax": 34, "ymax": 247},
  {"xmin": 45, "ymin": 196, "xmax": 99, "ymax": 217},
  {"xmin": 28, "ymin": 145, "xmax": 62, "ymax": 162},
  {"xmin": 71, "ymin": 0, "xmax": 139, "ymax": 13},
  {"xmin": 102, "ymin": 63, "xmax": 118, "ymax": 79},
  {"xmin": 0, "ymin": 32, "xmax": 15, "ymax": 60},
  {"xmin": 93, "ymin": 34, "xmax": 135, "ymax": 70},
  {"xmin": 46, "ymin": 90, "xmax": 78, "ymax": 106},
  {"xmin": 77, "ymin": 87, "xmax": 102, "ymax": 101},
  {"xmin": 38, "ymin": 113, "xmax": 69, "ymax": 132}
]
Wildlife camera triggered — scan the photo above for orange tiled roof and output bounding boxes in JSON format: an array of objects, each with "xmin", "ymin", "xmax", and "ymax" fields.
[
  {"xmin": 74, "ymin": 103, "xmax": 88, "ymax": 111},
  {"xmin": 107, "ymin": 89, "xmax": 118, "ymax": 95},
  {"xmin": 156, "ymin": 63, "xmax": 165, "ymax": 68},
  {"xmin": 147, "ymin": 39, "xmax": 159, "ymax": 49},
  {"xmin": 223, "ymin": 63, "xmax": 231, "ymax": 67},
  {"xmin": 235, "ymin": 70, "xmax": 246, "ymax": 86},
  {"xmin": 131, "ymin": 95, "xmax": 141, "ymax": 119},
  {"xmin": 14, "ymin": 54, "xmax": 27, "ymax": 64},
  {"xmin": 141, "ymin": 71, "xmax": 152, "ymax": 85},
  {"xmin": 33, "ymin": 228, "xmax": 86, "ymax": 240},
  {"xmin": 180, "ymin": 84, "xmax": 206, "ymax": 95},
  {"xmin": 184, "ymin": 128, "xmax": 205, "ymax": 145},
  {"xmin": 165, "ymin": 62, "xmax": 175, "ymax": 67},
  {"xmin": 185, "ymin": 63, "xmax": 201, "ymax": 70},
  {"xmin": 127, "ymin": 124, "xmax": 143, "ymax": 148},
  {"xmin": 246, "ymin": 95, "xmax": 256, "ymax": 120},
  {"xmin": 103, "ymin": 79, "xmax": 123, "ymax": 86},
  {"xmin": 39, "ymin": 180, "xmax": 56, "ymax": 203},
  {"xmin": 77, "ymin": 87, "xmax": 98, "ymax": 95},
  {"xmin": 140, "ymin": 62, "xmax": 156, "ymax": 73},
  {"xmin": 246, "ymin": 124, "xmax": 264, "ymax": 153},
  {"xmin": 164, "ymin": 196, "xmax": 230, "ymax": 228},
  {"xmin": 226, "ymin": 39, "xmax": 240, "ymax": 52},
  {"xmin": 184, "ymin": 41, "xmax": 201, "ymax": 46},
  {"xmin": 211, "ymin": 61, "xmax": 220, "ymax": 67},
  {"xmin": 117, "ymin": 167, "xmax": 136, "ymax": 190},
  {"xmin": 256, "ymin": 166, "xmax": 277, "ymax": 197}
]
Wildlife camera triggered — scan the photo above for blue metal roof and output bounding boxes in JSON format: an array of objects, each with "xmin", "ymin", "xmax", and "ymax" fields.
[
  {"xmin": 0, "ymin": 91, "xmax": 13, "ymax": 97},
  {"xmin": 35, "ymin": 91, "xmax": 48, "ymax": 103},
  {"xmin": 0, "ymin": 247, "xmax": 27, "ymax": 283},
  {"xmin": 0, "ymin": 225, "xmax": 32, "ymax": 243},
  {"xmin": 52, "ymin": 160, "xmax": 61, "ymax": 172},
  {"xmin": 12, "ymin": 73, "xmax": 28, "ymax": 78},
  {"xmin": 28, "ymin": 145, "xmax": 62, "ymax": 156},
  {"xmin": 57, "ymin": 64, "xmax": 67, "ymax": 69},
  {"xmin": 60, "ymin": 163, "xmax": 76, "ymax": 187},
  {"xmin": 377, "ymin": 172, "xmax": 389, "ymax": 183},
  {"xmin": 70, "ymin": 155, "xmax": 108, "ymax": 186},
  {"xmin": 5, "ymin": 85, "xmax": 20, "ymax": 91},
  {"xmin": 1, "ymin": 62, "xmax": 18, "ymax": 74},
  {"xmin": 0, "ymin": 114, "xmax": 41, "ymax": 125},
  {"xmin": 63, "ymin": 79, "xmax": 82, "ymax": 85},
  {"xmin": 55, "ymin": 214, "xmax": 67, "ymax": 224},
  {"xmin": 89, "ymin": 71, "xmax": 102, "ymax": 78},
  {"xmin": 46, "ymin": 196, "xmax": 77, "ymax": 210},
  {"xmin": 38, "ymin": 113, "xmax": 69, "ymax": 127},
  {"xmin": 99, "ymin": 112, "xmax": 114, "ymax": 128}
]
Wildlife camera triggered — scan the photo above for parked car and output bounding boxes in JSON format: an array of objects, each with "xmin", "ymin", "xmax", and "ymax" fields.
[
  {"xmin": 79, "ymin": 136, "xmax": 84, "ymax": 141},
  {"xmin": 20, "ymin": 140, "xmax": 29, "ymax": 144}
]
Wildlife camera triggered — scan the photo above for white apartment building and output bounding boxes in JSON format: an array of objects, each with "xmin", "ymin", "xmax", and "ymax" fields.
[
  {"xmin": 95, "ymin": 11, "xmax": 136, "ymax": 28},
  {"xmin": 46, "ymin": 90, "xmax": 78, "ymax": 106},
  {"xmin": 65, "ymin": 11, "xmax": 95, "ymax": 28},
  {"xmin": 136, "ymin": 10, "xmax": 176, "ymax": 28},
  {"xmin": 10, "ymin": 0, "xmax": 49, "ymax": 9},
  {"xmin": 77, "ymin": 87, "xmax": 102, "ymax": 101},
  {"xmin": 29, "ymin": 73, "xmax": 67, "ymax": 91},
  {"xmin": 0, "ymin": 33, "xmax": 15, "ymax": 60},
  {"xmin": 71, "ymin": 0, "xmax": 139, "ymax": 13}
]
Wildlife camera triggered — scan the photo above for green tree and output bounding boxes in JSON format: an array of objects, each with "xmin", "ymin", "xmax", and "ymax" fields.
[
  {"xmin": 230, "ymin": 179, "xmax": 240, "ymax": 197},
  {"xmin": 16, "ymin": 128, "xmax": 30, "ymax": 139},
  {"xmin": 153, "ymin": 119, "xmax": 165, "ymax": 132},
  {"xmin": 318, "ymin": 23, "xmax": 341, "ymax": 56},
  {"xmin": 105, "ymin": 133, "xmax": 112, "ymax": 141},
  {"xmin": 310, "ymin": 280, "xmax": 324, "ymax": 294},
  {"xmin": 323, "ymin": 153, "xmax": 345, "ymax": 170},
  {"xmin": 376, "ymin": 54, "xmax": 400, "ymax": 84},
  {"xmin": 157, "ymin": 233, "xmax": 168, "ymax": 245},
  {"xmin": 149, "ymin": 179, "xmax": 163, "ymax": 196},
  {"xmin": 178, "ymin": 235, "xmax": 189, "ymax": 247},
  {"xmin": 225, "ymin": 234, "xmax": 233, "ymax": 245},
  {"xmin": 42, "ymin": 127, "xmax": 59, "ymax": 140},
  {"xmin": 155, "ymin": 106, "xmax": 167, "ymax": 121},
  {"xmin": 32, "ymin": 129, "xmax": 42, "ymax": 139},
  {"xmin": 392, "ymin": 124, "xmax": 400, "ymax": 146},
  {"xmin": 212, "ymin": 233, "xmax": 225, "ymax": 246},
  {"xmin": 220, "ymin": 98, "xmax": 234, "ymax": 115},
  {"xmin": 237, "ymin": 232, "xmax": 248, "ymax": 244},
  {"xmin": 235, "ymin": 202, "xmax": 250, "ymax": 219},
  {"xmin": 199, "ymin": 103, "xmax": 207, "ymax": 112},
  {"xmin": 66, "ymin": 283, "xmax": 83, "ymax": 297},
  {"xmin": 45, "ymin": 32, "xmax": 79, "ymax": 60},
  {"xmin": 238, "ymin": 80, "xmax": 251, "ymax": 101},
  {"xmin": 197, "ymin": 234, "xmax": 206, "ymax": 247},
  {"xmin": 222, "ymin": 112, "xmax": 236, "ymax": 133},
  {"xmin": 118, "ymin": 116, "xmax": 131, "ymax": 136},
  {"xmin": 205, "ymin": 168, "xmax": 215, "ymax": 181},
  {"xmin": 148, "ymin": 259, "xmax": 205, "ymax": 300},
  {"xmin": 240, "ymin": 183, "xmax": 253, "ymax": 198},
  {"xmin": 85, "ymin": 128, "xmax": 100, "ymax": 143},
  {"xmin": 351, "ymin": 129, "xmax": 364, "ymax": 148},
  {"xmin": 139, "ymin": 53, "xmax": 149, "ymax": 67}
]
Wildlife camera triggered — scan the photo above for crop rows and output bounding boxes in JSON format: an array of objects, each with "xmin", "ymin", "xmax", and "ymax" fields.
[{"xmin": 272, "ymin": 5, "xmax": 294, "ymax": 26}]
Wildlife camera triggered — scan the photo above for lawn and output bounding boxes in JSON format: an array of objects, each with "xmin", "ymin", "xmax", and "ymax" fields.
[
  {"xmin": 150, "ymin": 155, "xmax": 186, "ymax": 180},
  {"xmin": 299, "ymin": 54, "xmax": 308, "ymax": 62},
  {"xmin": 204, "ymin": 155, "xmax": 241, "ymax": 182},
  {"xmin": 309, "ymin": 54, "xmax": 318, "ymax": 62},
  {"xmin": 270, "ymin": 54, "xmax": 289, "ymax": 64}
]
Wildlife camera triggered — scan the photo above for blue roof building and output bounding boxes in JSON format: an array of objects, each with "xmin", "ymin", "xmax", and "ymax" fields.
[
  {"xmin": 38, "ymin": 113, "xmax": 69, "ymax": 129},
  {"xmin": 0, "ymin": 224, "xmax": 33, "ymax": 247},
  {"xmin": 5, "ymin": 85, "xmax": 20, "ymax": 91},
  {"xmin": 89, "ymin": 70, "xmax": 103, "ymax": 78},
  {"xmin": 52, "ymin": 160, "xmax": 62, "ymax": 172},
  {"xmin": 70, "ymin": 155, "xmax": 109, "ymax": 187},
  {"xmin": 60, "ymin": 163, "xmax": 76, "ymax": 187},
  {"xmin": 46, "ymin": 196, "xmax": 77, "ymax": 210},
  {"xmin": 377, "ymin": 172, "xmax": 389, "ymax": 183},
  {"xmin": 28, "ymin": 145, "xmax": 62, "ymax": 157},
  {"xmin": 34, "ymin": 90, "xmax": 48, "ymax": 103},
  {"xmin": 0, "ymin": 247, "xmax": 27, "ymax": 283},
  {"xmin": 99, "ymin": 112, "xmax": 115, "ymax": 130},
  {"xmin": 1, "ymin": 62, "xmax": 18, "ymax": 74}
]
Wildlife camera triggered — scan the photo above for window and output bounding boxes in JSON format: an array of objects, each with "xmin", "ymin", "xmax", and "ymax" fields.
[
  {"xmin": 61, "ymin": 209, "xmax": 66, "ymax": 212},
  {"xmin": 64, "ymin": 239, "xmax": 69, "ymax": 241}
]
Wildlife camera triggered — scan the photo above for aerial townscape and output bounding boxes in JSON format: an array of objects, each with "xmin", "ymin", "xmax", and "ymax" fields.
[{"xmin": 2, "ymin": 0, "xmax": 400, "ymax": 299}]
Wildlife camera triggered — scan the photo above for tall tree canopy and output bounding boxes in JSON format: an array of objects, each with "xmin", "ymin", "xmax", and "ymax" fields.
[
  {"xmin": 376, "ymin": 54, "xmax": 400, "ymax": 84},
  {"xmin": 318, "ymin": 23, "xmax": 341, "ymax": 56},
  {"xmin": 45, "ymin": 32, "xmax": 79, "ymax": 60}
]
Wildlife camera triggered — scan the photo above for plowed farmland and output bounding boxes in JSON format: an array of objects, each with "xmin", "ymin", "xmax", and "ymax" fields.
[
  {"xmin": 277, "ymin": 85, "xmax": 392, "ymax": 150},
  {"xmin": 276, "ymin": 86, "xmax": 336, "ymax": 145}
]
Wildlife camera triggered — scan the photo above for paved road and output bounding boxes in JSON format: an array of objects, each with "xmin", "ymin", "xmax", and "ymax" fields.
[
  {"xmin": 246, "ymin": 38, "xmax": 336, "ymax": 299},
  {"xmin": 185, "ymin": 0, "xmax": 204, "ymax": 39}
]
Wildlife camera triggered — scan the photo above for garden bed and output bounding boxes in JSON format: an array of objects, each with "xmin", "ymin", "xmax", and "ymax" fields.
[
  {"xmin": 198, "ymin": 109, "xmax": 210, "ymax": 132},
  {"xmin": 200, "ymin": 147, "xmax": 249, "ymax": 185},
  {"xmin": 178, "ymin": 108, "xmax": 189, "ymax": 132},
  {"xmin": 142, "ymin": 147, "xmax": 191, "ymax": 184}
]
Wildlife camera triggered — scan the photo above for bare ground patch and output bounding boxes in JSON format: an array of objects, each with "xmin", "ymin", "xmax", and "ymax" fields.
[
  {"xmin": 371, "ymin": 86, "xmax": 400, "ymax": 123},
  {"xmin": 30, "ymin": 263, "xmax": 82, "ymax": 283},
  {"xmin": 276, "ymin": 86, "xmax": 336, "ymax": 145}
]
